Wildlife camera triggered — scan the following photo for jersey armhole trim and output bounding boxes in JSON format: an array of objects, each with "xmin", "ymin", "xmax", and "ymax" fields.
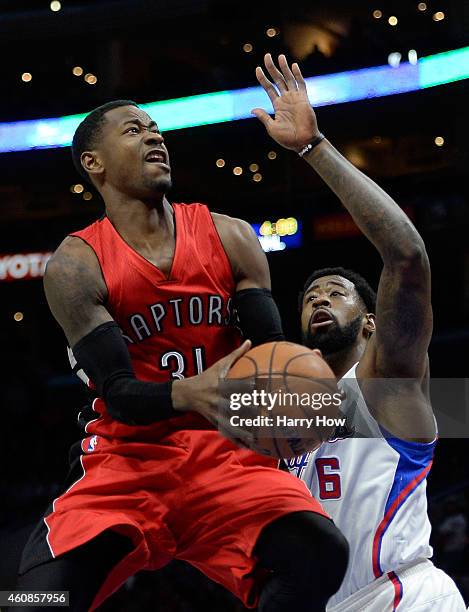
[
  {"xmin": 379, "ymin": 425, "xmax": 437, "ymax": 453},
  {"xmin": 205, "ymin": 208, "xmax": 237, "ymax": 291}
]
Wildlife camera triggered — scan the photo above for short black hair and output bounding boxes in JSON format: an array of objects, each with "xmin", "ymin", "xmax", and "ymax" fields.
[
  {"xmin": 298, "ymin": 267, "xmax": 377, "ymax": 313},
  {"xmin": 71, "ymin": 99, "xmax": 139, "ymax": 181}
]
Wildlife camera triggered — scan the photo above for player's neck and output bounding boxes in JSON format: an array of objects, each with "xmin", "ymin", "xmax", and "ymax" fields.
[
  {"xmin": 105, "ymin": 196, "xmax": 173, "ymax": 242},
  {"xmin": 323, "ymin": 342, "xmax": 365, "ymax": 379}
]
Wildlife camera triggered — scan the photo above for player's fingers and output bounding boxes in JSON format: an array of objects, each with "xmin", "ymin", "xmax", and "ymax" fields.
[
  {"xmin": 219, "ymin": 377, "xmax": 256, "ymax": 399},
  {"xmin": 229, "ymin": 339, "xmax": 252, "ymax": 363},
  {"xmin": 278, "ymin": 54, "xmax": 297, "ymax": 90},
  {"xmin": 215, "ymin": 405, "xmax": 241, "ymax": 438},
  {"xmin": 218, "ymin": 340, "xmax": 252, "ymax": 377},
  {"xmin": 264, "ymin": 53, "xmax": 288, "ymax": 93},
  {"xmin": 292, "ymin": 62, "xmax": 308, "ymax": 93},
  {"xmin": 217, "ymin": 397, "xmax": 232, "ymax": 418},
  {"xmin": 251, "ymin": 108, "xmax": 273, "ymax": 128},
  {"xmin": 255, "ymin": 66, "xmax": 279, "ymax": 103}
]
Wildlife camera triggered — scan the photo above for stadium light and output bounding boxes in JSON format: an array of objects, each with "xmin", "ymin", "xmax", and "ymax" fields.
[{"xmin": 0, "ymin": 46, "xmax": 468, "ymax": 154}]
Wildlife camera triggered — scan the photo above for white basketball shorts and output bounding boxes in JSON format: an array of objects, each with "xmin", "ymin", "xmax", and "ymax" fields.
[{"xmin": 327, "ymin": 559, "xmax": 466, "ymax": 611}]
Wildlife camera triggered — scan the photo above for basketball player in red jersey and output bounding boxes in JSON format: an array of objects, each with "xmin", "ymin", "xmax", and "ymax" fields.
[{"xmin": 14, "ymin": 60, "xmax": 349, "ymax": 612}]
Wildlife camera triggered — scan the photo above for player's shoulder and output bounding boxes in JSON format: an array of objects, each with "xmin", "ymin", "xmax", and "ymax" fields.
[
  {"xmin": 211, "ymin": 212, "xmax": 256, "ymax": 243},
  {"xmin": 45, "ymin": 235, "xmax": 103, "ymax": 288},
  {"xmin": 48, "ymin": 235, "xmax": 95, "ymax": 267},
  {"xmin": 177, "ymin": 203, "xmax": 253, "ymax": 236},
  {"xmin": 211, "ymin": 211, "xmax": 249, "ymax": 228}
]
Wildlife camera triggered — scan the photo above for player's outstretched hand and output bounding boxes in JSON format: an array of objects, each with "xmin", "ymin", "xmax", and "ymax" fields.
[
  {"xmin": 252, "ymin": 54, "xmax": 320, "ymax": 152},
  {"xmin": 171, "ymin": 340, "xmax": 254, "ymax": 429}
]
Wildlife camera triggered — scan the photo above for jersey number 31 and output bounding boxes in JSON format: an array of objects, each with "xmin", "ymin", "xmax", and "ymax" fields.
[{"xmin": 160, "ymin": 347, "xmax": 206, "ymax": 379}]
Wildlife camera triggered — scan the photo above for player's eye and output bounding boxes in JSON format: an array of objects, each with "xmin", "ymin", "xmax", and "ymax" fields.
[
  {"xmin": 308, "ymin": 295, "xmax": 318, "ymax": 302},
  {"xmin": 125, "ymin": 126, "xmax": 139, "ymax": 134},
  {"xmin": 331, "ymin": 291, "xmax": 344, "ymax": 297}
]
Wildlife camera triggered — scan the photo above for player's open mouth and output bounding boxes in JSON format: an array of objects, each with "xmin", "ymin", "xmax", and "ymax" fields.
[
  {"xmin": 144, "ymin": 149, "xmax": 169, "ymax": 166},
  {"xmin": 310, "ymin": 309, "xmax": 335, "ymax": 330}
]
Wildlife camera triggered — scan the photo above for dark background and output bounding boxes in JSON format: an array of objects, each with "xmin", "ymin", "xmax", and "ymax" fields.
[{"xmin": 1, "ymin": 0, "xmax": 469, "ymax": 609}]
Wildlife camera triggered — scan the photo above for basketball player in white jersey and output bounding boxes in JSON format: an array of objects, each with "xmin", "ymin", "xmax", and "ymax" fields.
[{"xmin": 251, "ymin": 53, "xmax": 466, "ymax": 610}]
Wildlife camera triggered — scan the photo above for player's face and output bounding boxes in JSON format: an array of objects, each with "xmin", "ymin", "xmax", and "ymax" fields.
[
  {"xmin": 96, "ymin": 105, "xmax": 172, "ymax": 198},
  {"xmin": 300, "ymin": 275, "xmax": 367, "ymax": 355}
]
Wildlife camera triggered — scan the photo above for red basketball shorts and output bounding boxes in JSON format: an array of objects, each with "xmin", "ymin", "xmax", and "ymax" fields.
[{"xmin": 19, "ymin": 429, "xmax": 327, "ymax": 610}]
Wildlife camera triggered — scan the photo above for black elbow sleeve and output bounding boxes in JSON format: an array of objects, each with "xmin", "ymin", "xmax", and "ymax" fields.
[
  {"xmin": 72, "ymin": 322, "xmax": 179, "ymax": 425},
  {"xmin": 234, "ymin": 288, "xmax": 285, "ymax": 347}
]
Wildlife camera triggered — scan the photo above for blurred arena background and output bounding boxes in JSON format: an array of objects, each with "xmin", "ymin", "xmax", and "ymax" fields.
[{"xmin": 1, "ymin": 0, "xmax": 469, "ymax": 609}]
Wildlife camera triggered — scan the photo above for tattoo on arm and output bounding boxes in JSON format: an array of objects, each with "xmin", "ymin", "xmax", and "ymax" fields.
[
  {"xmin": 44, "ymin": 238, "xmax": 112, "ymax": 346},
  {"xmin": 305, "ymin": 140, "xmax": 432, "ymax": 377},
  {"xmin": 305, "ymin": 140, "xmax": 425, "ymax": 262}
]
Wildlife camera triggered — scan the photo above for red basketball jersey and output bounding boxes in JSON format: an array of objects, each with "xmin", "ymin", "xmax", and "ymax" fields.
[{"xmin": 69, "ymin": 203, "xmax": 242, "ymax": 439}]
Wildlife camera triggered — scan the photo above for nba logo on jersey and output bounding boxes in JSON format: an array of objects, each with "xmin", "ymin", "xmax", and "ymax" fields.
[{"xmin": 87, "ymin": 435, "xmax": 98, "ymax": 452}]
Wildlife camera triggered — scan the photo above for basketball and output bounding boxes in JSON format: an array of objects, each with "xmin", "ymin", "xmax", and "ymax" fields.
[{"xmin": 226, "ymin": 341, "xmax": 343, "ymax": 459}]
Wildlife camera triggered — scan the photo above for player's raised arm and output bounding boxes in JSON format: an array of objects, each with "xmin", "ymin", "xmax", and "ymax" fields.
[{"xmin": 252, "ymin": 53, "xmax": 432, "ymax": 380}]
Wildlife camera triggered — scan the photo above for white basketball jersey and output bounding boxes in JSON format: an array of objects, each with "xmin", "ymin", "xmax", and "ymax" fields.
[{"xmin": 285, "ymin": 363, "xmax": 436, "ymax": 608}]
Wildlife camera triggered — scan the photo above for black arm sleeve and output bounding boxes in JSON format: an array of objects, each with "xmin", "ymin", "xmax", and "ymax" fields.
[
  {"xmin": 234, "ymin": 288, "xmax": 285, "ymax": 347},
  {"xmin": 72, "ymin": 321, "xmax": 181, "ymax": 425}
]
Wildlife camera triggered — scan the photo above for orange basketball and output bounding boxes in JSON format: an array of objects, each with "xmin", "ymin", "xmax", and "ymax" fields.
[{"xmin": 226, "ymin": 341, "xmax": 342, "ymax": 458}]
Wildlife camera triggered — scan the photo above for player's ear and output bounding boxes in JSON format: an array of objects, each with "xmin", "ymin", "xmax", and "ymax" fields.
[
  {"xmin": 81, "ymin": 150, "xmax": 104, "ymax": 179},
  {"xmin": 363, "ymin": 313, "xmax": 376, "ymax": 337}
]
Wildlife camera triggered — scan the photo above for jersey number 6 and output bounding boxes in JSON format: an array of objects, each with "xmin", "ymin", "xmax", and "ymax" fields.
[{"xmin": 315, "ymin": 457, "xmax": 342, "ymax": 500}]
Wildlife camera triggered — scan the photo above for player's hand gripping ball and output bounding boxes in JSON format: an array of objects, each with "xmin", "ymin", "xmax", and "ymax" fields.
[{"xmin": 226, "ymin": 341, "xmax": 343, "ymax": 458}]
